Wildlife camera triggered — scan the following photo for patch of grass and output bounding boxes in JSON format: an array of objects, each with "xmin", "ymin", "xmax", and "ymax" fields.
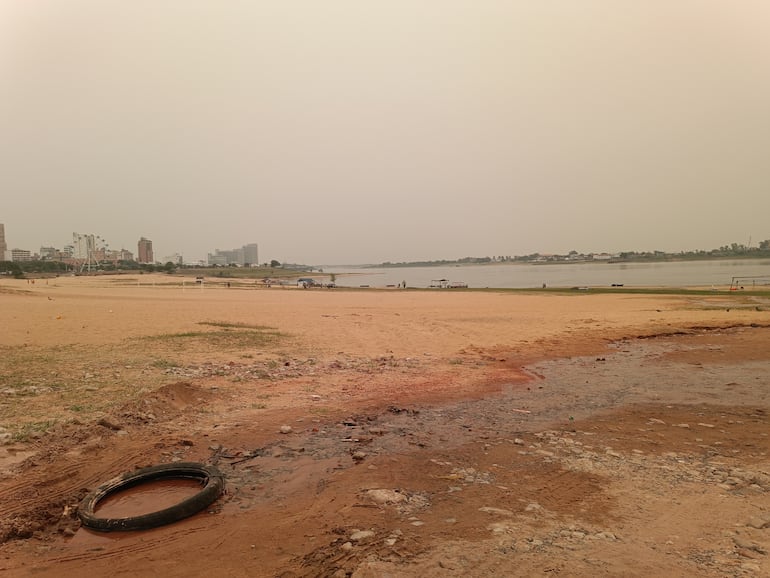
[
  {"xmin": 198, "ymin": 321, "xmax": 277, "ymax": 331},
  {"xmin": 141, "ymin": 328, "xmax": 284, "ymax": 349},
  {"xmin": 12, "ymin": 420, "xmax": 56, "ymax": 442}
]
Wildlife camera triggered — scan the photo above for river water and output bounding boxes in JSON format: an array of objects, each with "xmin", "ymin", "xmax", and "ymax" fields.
[{"xmin": 328, "ymin": 259, "xmax": 770, "ymax": 289}]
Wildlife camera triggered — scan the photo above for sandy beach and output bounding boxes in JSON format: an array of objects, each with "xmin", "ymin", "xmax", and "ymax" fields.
[{"xmin": 1, "ymin": 274, "xmax": 769, "ymax": 576}]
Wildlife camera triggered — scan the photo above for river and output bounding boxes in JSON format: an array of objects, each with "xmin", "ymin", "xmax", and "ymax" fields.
[{"xmin": 327, "ymin": 259, "xmax": 770, "ymax": 289}]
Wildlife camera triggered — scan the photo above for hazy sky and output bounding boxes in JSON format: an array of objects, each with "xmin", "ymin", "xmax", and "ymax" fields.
[{"xmin": 2, "ymin": 1, "xmax": 769, "ymax": 264}]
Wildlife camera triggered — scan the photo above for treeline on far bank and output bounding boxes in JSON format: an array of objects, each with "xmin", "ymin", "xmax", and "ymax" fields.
[
  {"xmin": 0, "ymin": 260, "xmax": 176, "ymax": 278},
  {"xmin": 0, "ymin": 260, "xmax": 308, "ymax": 280},
  {"xmin": 379, "ymin": 240, "xmax": 770, "ymax": 267}
]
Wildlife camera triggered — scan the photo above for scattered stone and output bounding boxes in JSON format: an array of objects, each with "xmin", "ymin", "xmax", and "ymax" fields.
[
  {"xmin": 513, "ymin": 438, "xmax": 525, "ymax": 445},
  {"xmin": 350, "ymin": 530, "xmax": 375, "ymax": 541},
  {"xmin": 365, "ymin": 489, "xmax": 406, "ymax": 505},
  {"xmin": 279, "ymin": 425, "xmax": 292, "ymax": 434},
  {"xmin": 340, "ymin": 541, "xmax": 353, "ymax": 552},
  {"xmin": 97, "ymin": 417, "xmax": 121, "ymax": 431},
  {"xmin": 697, "ymin": 423, "xmax": 715, "ymax": 428},
  {"xmin": 747, "ymin": 517, "xmax": 770, "ymax": 530},
  {"xmin": 487, "ymin": 522, "xmax": 510, "ymax": 534},
  {"xmin": 411, "ymin": 520, "xmax": 425, "ymax": 526},
  {"xmin": 479, "ymin": 506, "xmax": 514, "ymax": 516},
  {"xmin": 734, "ymin": 536, "xmax": 766, "ymax": 553},
  {"xmin": 351, "ymin": 451, "xmax": 367, "ymax": 462}
]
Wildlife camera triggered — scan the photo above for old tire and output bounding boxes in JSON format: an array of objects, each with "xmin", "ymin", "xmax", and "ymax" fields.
[{"xmin": 78, "ymin": 462, "xmax": 225, "ymax": 532}]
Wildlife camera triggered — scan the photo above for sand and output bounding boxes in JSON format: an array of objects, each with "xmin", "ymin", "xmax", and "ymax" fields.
[{"xmin": 0, "ymin": 274, "xmax": 768, "ymax": 576}]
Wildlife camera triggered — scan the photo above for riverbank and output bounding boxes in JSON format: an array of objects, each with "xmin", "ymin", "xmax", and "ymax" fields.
[{"xmin": 0, "ymin": 276, "xmax": 768, "ymax": 576}]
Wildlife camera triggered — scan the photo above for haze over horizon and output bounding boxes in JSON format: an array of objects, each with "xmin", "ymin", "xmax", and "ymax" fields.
[{"xmin": 2, "ymin": 1, "xmax": 769, "ymax": 265}]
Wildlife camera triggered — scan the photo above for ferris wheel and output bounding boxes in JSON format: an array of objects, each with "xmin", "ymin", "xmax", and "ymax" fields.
[{"xmin": 74, "ymin": 233, "xmax": 110, "ymax": 273}]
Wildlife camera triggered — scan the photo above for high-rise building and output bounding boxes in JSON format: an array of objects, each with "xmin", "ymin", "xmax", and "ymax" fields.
[
  {"xmin": 72, "ymin": 233, "xmax": 95, "ymax": 259},
  {"xmin": 0, "ymin": 223, "xmax": 7, "ymax": 260},
  {"xmin": 138, "ymin": 237, "xmax": 154, "ymax": 264},
  {"xmin": 207, "ymin": 243, "xmax": 259, "ymax": 266},
  {"xmin": 11, "ymin": 248, "xmax": 32, "ymax": 261},
  {"xmin": 39, "ymin": 246, "xmax": 59, "ymax": 260},
  {"xmin": 243, "ymin": 243, "xmax": 259, "ymax": 266}
]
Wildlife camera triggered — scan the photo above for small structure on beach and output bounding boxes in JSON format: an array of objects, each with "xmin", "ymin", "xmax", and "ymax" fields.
[{"xmin": 429, "ymin": 279, "xmax": 468, "ymax": 289}]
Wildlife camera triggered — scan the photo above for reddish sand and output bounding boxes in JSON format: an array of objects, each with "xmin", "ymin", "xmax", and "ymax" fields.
[{"xmin": 0, "ymin": 275, "xmax": 768, "ymax": 576}]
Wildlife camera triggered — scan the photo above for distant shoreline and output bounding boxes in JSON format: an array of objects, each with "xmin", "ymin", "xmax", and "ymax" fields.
[{"xmin": 373, "ymin": 254, "xmax": 770, "ymax": 269}]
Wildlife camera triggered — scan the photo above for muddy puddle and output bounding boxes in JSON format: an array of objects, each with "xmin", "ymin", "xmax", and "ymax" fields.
[
  {"xmin": 70, "ymin": 478, "xmax": 206, "ymax": 546},
  {"xmin": 94, "ymin": 478, "xmax": 204, "ymax": 519}
]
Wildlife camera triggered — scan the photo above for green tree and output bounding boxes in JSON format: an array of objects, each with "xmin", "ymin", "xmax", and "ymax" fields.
[{"xmin": 270, "ymin": 259, "xmax": 281, "ymax": 268}]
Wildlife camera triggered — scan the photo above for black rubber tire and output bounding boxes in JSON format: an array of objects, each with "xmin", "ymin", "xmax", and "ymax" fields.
[{"xmin": 78, "ymin": 462, "xmax": 225, "ymax": 532}]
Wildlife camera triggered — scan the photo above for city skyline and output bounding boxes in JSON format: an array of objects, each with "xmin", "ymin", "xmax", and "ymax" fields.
[
  {"xmin": 0, "ymin": 222, "xmax": 267, "ymax": 266},
  {"xmin": 1, "ymin": 218, "xmax": 767, "ymax": 269}
]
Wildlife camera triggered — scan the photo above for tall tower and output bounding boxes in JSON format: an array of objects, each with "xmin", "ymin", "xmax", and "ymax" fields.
[
  {"xmin": 243, "ymin": 243, "xmax": 259, "ymax": 266},
  {"xmin": 0, "ymin": 224, "xmax": 7, "ymax": 260},
  {"xmin": 137, "ymin": 237, "xmax": 154, "ymax": 264}
]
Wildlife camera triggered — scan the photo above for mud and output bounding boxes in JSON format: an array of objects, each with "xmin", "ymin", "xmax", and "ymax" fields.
[{"xmin": 0, "ymin": 324, "xmax": 768, "ymax": 577}]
